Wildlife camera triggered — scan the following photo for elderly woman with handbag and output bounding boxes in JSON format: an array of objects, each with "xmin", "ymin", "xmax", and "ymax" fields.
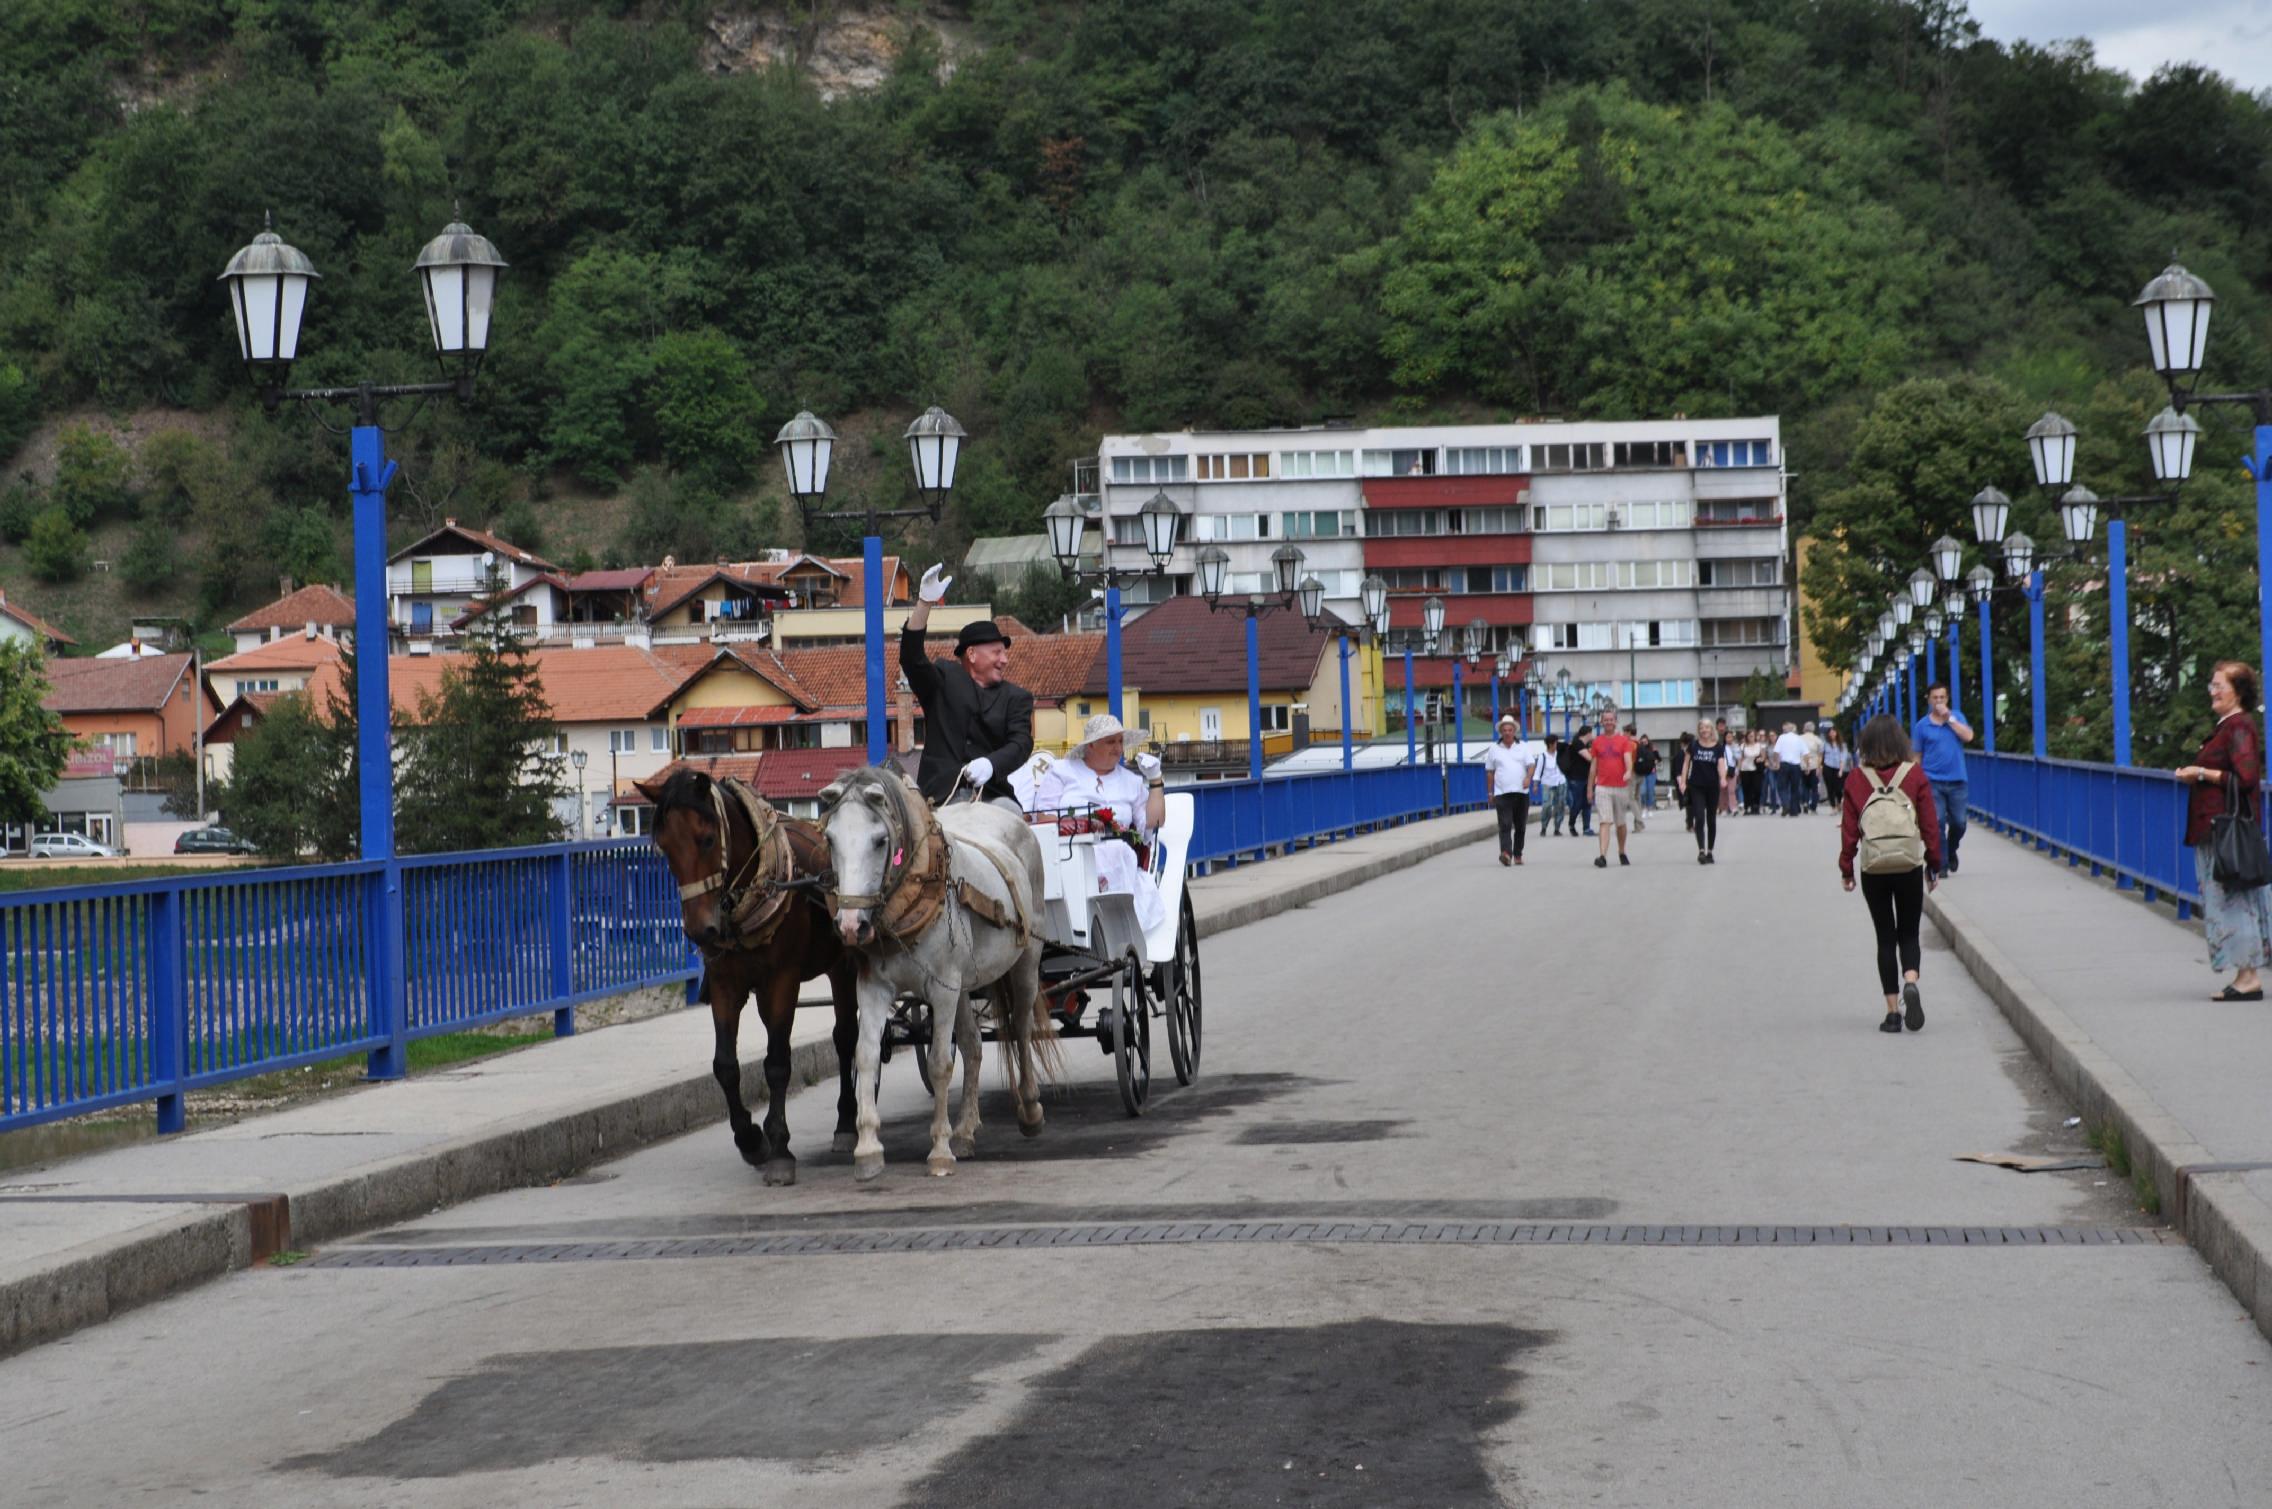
[{"xmin": 2173, "ymin": 661, "xmax": 2272, "ymax": 1002}]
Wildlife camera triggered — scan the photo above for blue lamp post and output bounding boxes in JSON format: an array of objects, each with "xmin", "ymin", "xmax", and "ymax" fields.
[
  {"xmin": 1556, "ymin": 664, "xmax": 1574, "ymax": 738},
  {"xmin": 2000, "ymin": 532, "xmax": 2050, "ymax": 759},
  {"xmin": 1968, "ymin": 565, "xmax": 1997, "ymax": 752},
  {"xmin": 779, "ymin": 406, "xmax": 966, "ymax": 765},
  {"xmin": 1942, "ymin": 587, "xmax": 1965, "ymax": 725},
  {"xmin": 1044, "ymin": 490, "xmax": 1181, "ymax": 725},
  {"xmin": 1908, "ymin": 568, "xmax": 1937, "ymax": 689},
  {"xmin": 220, "ymin": 209, "xmax": 508, "ymax": 1092},
  {"xmin": 1199, "ymin": 542, "xmax": 1322, "ymax": 781},
  {"xmin": 1330, "ymin": 575, "xmax": 1390, "ymax": 772}
]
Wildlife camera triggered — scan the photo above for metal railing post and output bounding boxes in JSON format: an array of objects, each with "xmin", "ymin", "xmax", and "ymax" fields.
[
  {"xmin": 550, "ymin": 850, "xmax": 576, "ymax": 1037},
  {"xmin": 147, "ymin": 888, "xmax": 187, "ymax": 1134}
]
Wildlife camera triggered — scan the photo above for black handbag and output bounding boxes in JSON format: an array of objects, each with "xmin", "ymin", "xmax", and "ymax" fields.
[{"xmin": 2211, "ymin": 771, "xmax": 2272, "ymax": 892}]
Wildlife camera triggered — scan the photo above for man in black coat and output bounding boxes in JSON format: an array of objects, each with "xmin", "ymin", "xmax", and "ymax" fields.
[{"xmin": 901, "ymin": 564, "xmax": 1033, "ymax": 806}]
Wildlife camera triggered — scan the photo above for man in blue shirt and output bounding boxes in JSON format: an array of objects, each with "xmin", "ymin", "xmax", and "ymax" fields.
[{"xmin": 1911, "ymin": 682, "xmax": 1975, "ymax": 875}]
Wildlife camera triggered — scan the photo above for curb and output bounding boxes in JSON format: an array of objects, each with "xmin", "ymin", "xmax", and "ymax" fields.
[
  {"xmin": 1, "ymin": 820, "xmax": 1489, "ymax": 1359},
  {"xmin": 1926, "ymin": 880, "xmax": 2272, "ymax": 1346}
]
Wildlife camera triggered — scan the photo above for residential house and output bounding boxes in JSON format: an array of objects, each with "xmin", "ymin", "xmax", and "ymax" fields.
[
  {"xmin": 0, "ymin": 586, "xmax": 75, "ymax": 656},
  {"xmin": 40, "ymin": 652, "xmax": 213, "ymax": 771},
  {"xmin": 1075, "ymin": 595, "xmax": 1365, "ymax": 773},
  {"xmin": 638, "ymin": 748, "xmax": 876, "ymax": 822},
  {"xmin": 637, "ymin": 562, "xmax": 796, "ymax": 642},
  {"xmin": 386, "ymin": 519, "xmax": 557, "ymax": 647},
  {"xmin": 226, "ymin": 579, "xmax": 356, "ymax": 654},
  {"xmin": 205, "ymin": 631, "xmax": 346, "ymax": 705}
]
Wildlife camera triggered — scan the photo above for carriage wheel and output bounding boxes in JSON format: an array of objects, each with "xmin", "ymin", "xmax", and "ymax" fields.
[
  {"xmin": 1165, "ymin": 888, "xmax": 1202, "ymax": 1086},
  {"xmin": 1111, "ymin": 950, "xmax": 1151, "ymax": 1116}
]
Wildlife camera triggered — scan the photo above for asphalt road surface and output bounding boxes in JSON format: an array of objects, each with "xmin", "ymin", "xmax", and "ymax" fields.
[{"xmin": 6, "ymin": 811, "xmax": 2272, "ymax": 1507}]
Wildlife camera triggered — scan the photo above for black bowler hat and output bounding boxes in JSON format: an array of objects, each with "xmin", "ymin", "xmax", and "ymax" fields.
[{"xmin": 955, "ymin": 619, "xmax": 1011, "ymax": 654}]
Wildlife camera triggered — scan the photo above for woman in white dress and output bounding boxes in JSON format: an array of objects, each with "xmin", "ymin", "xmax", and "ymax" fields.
[{"xmin": 1029, "ymin": 713, "xmax": 1167, "ymax": 933}]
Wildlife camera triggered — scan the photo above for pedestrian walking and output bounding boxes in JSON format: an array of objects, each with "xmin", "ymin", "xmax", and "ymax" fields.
[
  {"xmin": 1633, "ymin": 736, "xmax": 1659, "ymax": 829},
  {"xmin": 1717, "ymin": 720, "xmax": 1739, "ymax": 816},
  {"xmin": 1586, "ymin": 711, "xmax": 1638, "ymax": 868},
  {"xmin": 1679, "ymin": 717, "xmax": 1723, "ymax": 864},
  {"xmin": 1773, "ymin": 722, "xmax": 1808, "ymax": 816},
  {"xmin": 1801, "ymin": 721, "xmax": 1826, "ymax": 812},
  {"xmin": 1483, "ymin": 715, "xmax": 1542, "ymax": 866},
  {"xmin": 1560, "ymin": 729, "xmax": 1596, "ymax": 837},
  {"xmin": 1821, "ymin": 725, "xmax": 1851, "ymax": 815},
  {"xmin": 1839, "ymin": 714, "xmax": 1943, "ymax": 1033},
  {"xmin": 2172, "ymin": 661, "xmax": 2271, "ymax": 1000},
  {"xmin": 1673, "ymin": 732, "xmax": 1698, "ymax": 834},
  {"xmin": 1538, "ymin": 733, "xmax": 1571, "ymax": 835},
  {"xmin": 1909, "ymin": 683, "xmax": 1975, "ymax": 875},
  {"xmin": 1738, "ymin": 732, "xmax": 1765, "ymax": 814}
]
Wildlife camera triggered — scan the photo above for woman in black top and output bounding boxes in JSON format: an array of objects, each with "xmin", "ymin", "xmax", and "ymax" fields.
[{"xmin": 1679, "ymin": 718, "xmax": 1722, "ymax": 863}]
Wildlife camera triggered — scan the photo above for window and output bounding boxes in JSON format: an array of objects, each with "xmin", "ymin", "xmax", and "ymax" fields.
[
  {"xmin": 546, "ymin": 733, "xmax": 569, "ymax": 754},
  {"xmin": 1375, "ymin": 567, "xmax": 1443, "ymax": 591},
  {"xmin": 1279, "ymin": 449, "xmax": 1354, "ymax": 478},
  {"xmin": 1615, "ymin": 679, "xmax": 1699, "ymax": 707},
  {"xmin": 1614, "ymin": 560, "xmax": 1697, "ymax": 589},
  {"xmin": 1445, "ymin": 445, "xmax": 1525, "ymax": 475},
  {"xmin": 1360, "ymin": 448, "xmax": 1438, "ymax": 477},
  {"xmin": 1532, "ymin": 502, "xmax": 1610, "ymax": 532},
  {"xmin": 1364, "ymin": 509, "xmax": 1442, "ymax": 538},
  {"xmin": 1696, "ymin": 497, "xmax": 1781, "ymax": 525},
  {"xmin": 616, "ymin": 806, "xmax": 651, "ymax": 837},
  {"xmin": 96, "ymin": 732, "xmax": 138, "ymax": 757},
  {"xmin": 1458, "ymin": 506, "xmax": 1527, "ymax": 534},
  {"xmin": 651, "ymin": 726, "xmax": 668, "ymax": 751},
  {"xmin": 1612, "ymin": 440, "xmax": 1685, "ymax": 468},
  {"xmin": 1258, "ymin": 704, "xmax": 1293, "ymax": 733},
  {"xmin": 1534, "ymin": 443, "xmax": 1605, "ymax": 472},
  {"xmin": 1537, "ymin": 622, "xmax": 1615, "ymax": 649},
  {"xmin": 1695, "ymin": 439, "xmax": 1775, "ymax": 468},
  {"xmin": 1109, "ymin": 455, "xmax": 1190, "ymax": 484},
  {"xmin": 1623, "ymin": 619, "xmax": 1699, "ymax": 647},
  {"xmin": 609, "ymin": 728, "xmax": 640, "ymax": 753},
  {"xmin": 1618, "ymin": 500, "xmax": 1692, "ymax": 529},
  {"xmin": 1196, "ymin": 452, "xmax": 1271, "ymax": 481},
  {"xmin": 1192, "ymin": 513, "xmax": 1271, "ymax": 542},
  {"xmin": 510, "ymin": 604, "xmax": 539, "ymax": 627},
  {"xmin": 1282, "ymin": 510, "xmax": 1355, "ymax": 539},
  {"xmin": 1702, "ymin": 618, "xmax": 1787, "ymax": 646},
  {"xmin": 1698, "ymin": 558, "xmax": 1782, "ymax": 587}
]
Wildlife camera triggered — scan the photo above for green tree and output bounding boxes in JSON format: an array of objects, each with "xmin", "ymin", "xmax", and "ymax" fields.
[
  {"xmin": 120, "ymin": 517, "xmax": 175, "ymax": 592},
  {"xmin": 0, "ymin": 362, "xmax": 35, "ymax": 462},
  {"xmin": 23, "ymin": 506, "xmax": 88, "ymax": 580},
  {"xmin": 51, "ymin": 424, "xmax": 137, "ymax": 525},
  {"xmin": 649, "ymin": 326, "xmax": 760, "ymax": 488},
  {"xmin": 0, "ymin": 639, "xmax": 75, "ymax": 830},
  {"xmin": 0, "ymin": 477, "xmax": 43, "ymax": 544},
  {"xmin": 216, "ymin": 693, "xmax": 345, "ymax": 859},
  {"xmin": 394, "ymin": 621, "xmax": 566, "ymax": 854}
]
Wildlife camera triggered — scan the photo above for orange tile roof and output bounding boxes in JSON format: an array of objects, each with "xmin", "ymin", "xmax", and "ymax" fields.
[
  {"xmin": 226, "ymin": 583, "xmax": 356, "ymax": 633},
  {"xmin": 0, "ymin": 587, "xmax": 75, "ymax": 645},
  {"xmin": 628, "ymin": 750, "xmax": 872, "ymax": 805},
  {"xmin": 41, "ymin": 652, "xmax": 193, "ymax": 712},
  {"xmin": 208, "ymin": 635, "xmax": 348, "ymax": 672},
  {"xmin": 378, "ymin": 643, "xmax": 701, "ymax": 724},
  {"xmin": 390, "ymin": 520, "xmax": 556, "ymax": 571}
]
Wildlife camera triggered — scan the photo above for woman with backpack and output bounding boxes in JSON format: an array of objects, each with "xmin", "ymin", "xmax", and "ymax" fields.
[
  {"xmin": 2172, "ymin": 661, "xmax": 2271, "ymax": 1001},
  {"xmin": 1839, "ymin": 714, "xmax": 1942, "ymax": 1033}
]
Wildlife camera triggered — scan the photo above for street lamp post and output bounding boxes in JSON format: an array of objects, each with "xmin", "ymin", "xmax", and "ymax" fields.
[
  {"xmin": 1556, "ymin": 664, "xmax": 1574, "ymax": 739},
  {"xmin": 1043, "ymin": 490, "xmax": 1181, "ymax": 724},
  {"xmin": 1968, "ymin": 565, "xmax": 1997, "ymax": 753},
  {"xmin": 219, "ymin": 209, "xmax": 509, "ymax": 1092},
  {"xmin": 1334, "ymin": 575, "xmax": 1390, "ymax": 773},
  {"xmin": 777, "ymin": 406, "xmax": 966, "ymax": 766},
  {"xmin": 570, "ymin": 749, "xmax": 588, "ymax": 839},
  {"xmin": 1199, "ymin": 542, "xmax": 1322, "ymax": 781}
]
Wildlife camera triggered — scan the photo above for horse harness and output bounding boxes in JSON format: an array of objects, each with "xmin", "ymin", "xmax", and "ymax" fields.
[
  {"xmin": 828, "ymin": 771, "xmax": 1030, "ymax": 950},
  {"xmin": 677, "ymin": 777, "xmax": 807, "ymax": 955}
]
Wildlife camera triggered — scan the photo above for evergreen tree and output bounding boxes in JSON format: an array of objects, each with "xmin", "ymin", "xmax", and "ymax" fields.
[
  {"xmin": 214, "ymin": 693, "xmax": 340, "ymax": 859},
  {"xmin": 393, "ymin": 621, "xmax": 566, "ymax": 855},
  {"xmin": 0, "ymin": 640, "xmax": 76, "ymax": 831}
]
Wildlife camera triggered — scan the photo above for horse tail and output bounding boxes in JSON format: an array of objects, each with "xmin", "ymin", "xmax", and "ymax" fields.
[{"xmin": 1023, "ymin": 956, "xmax": 1064, "ymax": 1085}]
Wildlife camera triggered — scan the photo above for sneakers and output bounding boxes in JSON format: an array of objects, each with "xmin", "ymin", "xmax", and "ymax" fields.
[
  {"xmin": 1879, "ymin": 1012, "xmax": 1905, "ymax": 1033},
  {"xmin": 1594, "ymin": 855, "xmax": 1608, "ymax": 869},
  {"xmin": 1499, "ymin": 850, "xmax": 1512, "ymax": 867},
  {"xmin": 1618, "ymin": 853, "xmax": 1630, "ymax": 866},
  {"xmin": 1903, "ymin": 982, "xmax": 1925, "ymax": 1031},
  {"xmin": 1697, "ymin": 851, "xmax": 1709, "ymax": 866}
]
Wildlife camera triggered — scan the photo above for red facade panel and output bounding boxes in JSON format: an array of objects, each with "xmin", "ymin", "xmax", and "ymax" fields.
[
  {"xmin": 1383, "ymin": 596, "xmax": 1533, "ymax": 627},
  {"xmin": 1363, "ymin": 536, "xmax": 1532, "ymax": 569},
  {"xmin": 1363, "ymin": 476, "xmax": 1530, "ymax": 508}
]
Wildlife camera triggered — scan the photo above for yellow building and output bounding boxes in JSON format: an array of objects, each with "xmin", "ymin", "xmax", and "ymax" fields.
[{"xmin": 1793, "ymin": 533, "xmax": 1852, "ymax": 713}]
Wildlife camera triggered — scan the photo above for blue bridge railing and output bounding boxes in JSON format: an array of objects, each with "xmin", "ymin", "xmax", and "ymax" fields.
[
  {"xmin": 1186, "ymin": 762, "xmax": 1488, "ymax": 868},
  {"xmin": 1964, "ymin": 750, "xmax": 2272, "ymax": 918},
  {"xmin": 1, "ymin": 839, "xmax": 697, "ymax": 1137}
]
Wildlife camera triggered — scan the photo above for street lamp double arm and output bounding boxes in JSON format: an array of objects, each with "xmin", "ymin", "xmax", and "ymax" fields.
[
  {"xmin": 1045, "ymin": 490, "xmax": 1183, "ymax": 724},
  {"xmin": 1198, "ymin": 542, "xmax": 1335, "ymax": 779}
]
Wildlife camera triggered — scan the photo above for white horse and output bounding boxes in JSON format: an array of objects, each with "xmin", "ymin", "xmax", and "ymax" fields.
[{"xmin": 819, "ymin": 766, "xmax": 1052, "ymax": 1181}]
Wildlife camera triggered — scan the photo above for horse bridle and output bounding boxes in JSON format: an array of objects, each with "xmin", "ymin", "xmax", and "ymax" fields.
[{"xmin": 819, "ymin": 772, "xmax": 924, "ymax": 918}]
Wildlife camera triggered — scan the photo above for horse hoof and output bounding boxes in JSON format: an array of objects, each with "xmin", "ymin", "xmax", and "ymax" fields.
[
  {"xmin": 928, "ymin": 1155, "xmax": 956, "ymax": 1178},
  {"xmin": 831, "ymin": 1132, "xmax": 857, "ymax": 1155},
  {"xmin": 949, "ymin": 1134, "xmax": 976, "ymax": 1160},
  {"xmin": 735, "ymin": 1134, "xmax": 769, "ymax": 1169},
  {"xmin": 1018, "ymin": 1116, "xmax": 1044, "ymax": 1139},
  {"xmin": 763, "ymin": 1157, "xmax": 797, "ymax": 1188},
  {"xmin": 853, "ymin": 1153, "xmax": 886, "ymax": 1183}
]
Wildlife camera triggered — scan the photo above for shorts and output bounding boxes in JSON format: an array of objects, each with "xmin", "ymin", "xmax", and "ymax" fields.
[{"xmin": 1594, "ymin": 785, "xmax": 1635, "ymax": 826}]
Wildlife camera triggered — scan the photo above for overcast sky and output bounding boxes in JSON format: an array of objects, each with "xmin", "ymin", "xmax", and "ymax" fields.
[{"xmin": 1968, "ymin": 0, "xmax": 2272, "ymax": 93}]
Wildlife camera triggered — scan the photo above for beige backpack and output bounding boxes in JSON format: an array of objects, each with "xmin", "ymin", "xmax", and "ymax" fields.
[{"xmin": 1858, "ymin": 762, "xmax": 1926, "ymax": 874}]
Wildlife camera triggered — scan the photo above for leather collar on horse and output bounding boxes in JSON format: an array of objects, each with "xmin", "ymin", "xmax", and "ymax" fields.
[{"xmin": 679, "ymin": 777, "xmax": 811, "ymax": 955}]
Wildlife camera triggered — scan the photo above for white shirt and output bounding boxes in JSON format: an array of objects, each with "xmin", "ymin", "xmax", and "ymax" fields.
[
  {"xmin": 1032, "ymin": 756, "xmax": 1152, "ymax": 834},
  {"xmin": 1801, "ymin": 732, "xmax": 1824, "ymax": 770},
  {"xmin": 1481, "ymin": 740, "xmax": 1542, "ymax": 797},
  {"xmin": 1538, "ymin": 751, "xmax": 1568, "ymax": 789},
  {"xmin": 1774, "ymin": 731, "xmax": 1808, "ymax": 765}
]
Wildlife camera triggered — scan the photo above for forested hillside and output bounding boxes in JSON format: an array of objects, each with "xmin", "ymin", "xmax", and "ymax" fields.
[{"xmin": 5, "ymin": 0, "xmax": 2271, "ymax": 760}]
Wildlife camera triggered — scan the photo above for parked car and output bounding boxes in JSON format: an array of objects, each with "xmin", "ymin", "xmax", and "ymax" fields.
[
  {"xmin": 175, "ymin": 826, "xmax": 258, "ymax": 856},
  {"xmin": 29, "ymin": 832, "xmax": 120, "ymax": 860}
]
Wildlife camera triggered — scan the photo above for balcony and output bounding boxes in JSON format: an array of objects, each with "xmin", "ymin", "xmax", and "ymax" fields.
[
  {"xmin": 1696, "ymin": 586, "xmax": 1789, "ymax": 618},
  {"xmin": 1695, "ymin": 528, "xmax": 1787, "ymax": 560}
]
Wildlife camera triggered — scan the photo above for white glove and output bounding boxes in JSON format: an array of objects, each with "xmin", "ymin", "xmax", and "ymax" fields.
[
  {"xmin": 962, "ymin": 757, "xmax": 993, "ymax": 788},
  {"xmin": 919, "ymin": 564, "xmax": 952, "ymax": 604},
  {"xmin": 1135, "ymin": 752, "xmax": 1162, "ymax": 779}
]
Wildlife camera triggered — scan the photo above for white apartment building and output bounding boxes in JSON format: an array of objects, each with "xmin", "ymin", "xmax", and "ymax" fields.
[{"xmin": 1092, "ymin": 418, "xmax": 1789, "ymax": 738}]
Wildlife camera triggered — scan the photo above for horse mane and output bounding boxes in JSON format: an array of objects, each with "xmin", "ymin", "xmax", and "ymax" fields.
[{"xmin": 653, "ymin": 767, "xmax": 716, "ymax": 819}]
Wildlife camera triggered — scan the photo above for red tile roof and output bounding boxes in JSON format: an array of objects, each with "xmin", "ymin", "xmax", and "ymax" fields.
[
  {"xmin": 631, "ymin": 750, "xmax": 872, "ymax": 805},
  {"xmin": 226, "ymin": 583, "xmax": 356, "ymax": 633},
  {"xmin": 208, "ymin": 635, "xmax": 347, "ymax": 673},
  {"xmin": 0, "ymin": 587, "xmax": 75, "ymax": 645},
  {"xmin": 641, "ymin": 566, "xmax": 796, "ymax": 623},
  {"xmin": 380, "ymin": 644, "xmax": 701, "ymax": 724},
  {"xmin": 566, "ymin": 568, "xmax": 653, "ymax": 592},
  {"xmin": 1078, "ymin": 595, "xmax": 1334, "ymax": 696},
  {"xmin": 388, "ymin": 520, "xmax": 556, "ymax": 571},
  {"xmin": 41, "ymin": 652, "xmax": 194, "ymax": 713}
]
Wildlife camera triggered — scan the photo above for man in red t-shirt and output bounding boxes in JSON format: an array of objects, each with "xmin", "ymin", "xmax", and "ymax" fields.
[{"xmin": 1585, "ymin": 712, "xmax": 1638, "ymax": 868}]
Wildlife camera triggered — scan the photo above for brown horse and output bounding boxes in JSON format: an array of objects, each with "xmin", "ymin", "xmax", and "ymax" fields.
[{"xmin": 636, "ymin": 768, "xmax": 859, "ymax": 1185}]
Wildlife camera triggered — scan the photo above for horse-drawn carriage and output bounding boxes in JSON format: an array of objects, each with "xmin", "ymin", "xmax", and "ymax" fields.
[{"xmin": 879, "ymin": 791, "xmax": 1203, "ymax": 1117}]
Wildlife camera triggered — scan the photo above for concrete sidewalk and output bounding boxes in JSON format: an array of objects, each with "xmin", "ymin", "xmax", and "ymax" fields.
[
  {"xmin": 0, "ymin": 806, "xmax": 1490, "ymax": 1358},
  {"xmin": 1928, "ymin": 824, "xmax": 2272, "ymax": 1345}
]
